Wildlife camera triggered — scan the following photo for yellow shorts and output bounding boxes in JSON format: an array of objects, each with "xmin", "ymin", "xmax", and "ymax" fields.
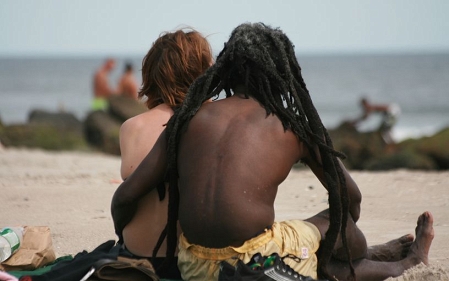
[{"xmin": 178, "ymin": 220, "xmax": 321, "ymax": 281}]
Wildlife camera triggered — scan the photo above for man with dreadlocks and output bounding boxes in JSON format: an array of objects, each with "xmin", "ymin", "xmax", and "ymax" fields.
[{"xmin": 111, "ymin": 23, "xmax": 434, "ymax": 281}]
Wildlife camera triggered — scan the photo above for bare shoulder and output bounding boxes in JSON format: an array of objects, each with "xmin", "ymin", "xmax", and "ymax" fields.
[
  {"xmin": 120, "ymin": 104, "xmax": 174, "ymax": 179},
  {"xmin": 120, "ymin": 115, "xmax": 144, "ymax": 141},
  {"xmin": 121, "ymin": 104, "xmax": 173, "ymax": 132},
  {"xmin": 120, "ymin": 104, "xmax": 173, "ymax": 151}
]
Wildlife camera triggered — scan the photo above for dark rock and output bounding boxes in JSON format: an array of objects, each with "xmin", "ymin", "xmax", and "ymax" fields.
[
  {"xmin": 398, "ymin": 127, "xmax": 449, "ymax": 169},
  {"xmin": 83, "ymin": 111, "xmax": 122, "ymax": 155},
  {"xmin": 327, "ymin": 121, "xmax": 449, "ymax": 170},
  {"xmin": 363, "ymin": 150, "xmax": 437, "ymax": 170},
  {"xmin": 0, "ymin": 109, "xmax": 87, "ymax": 150},
  {"xmin": 108, "ymin": 95, "xmax": 147, "ymax": 123},
  {"xmin": 328, "ymin": 121, "xmax": 387, "ymax": 169},
  {"xmin": 28, "ymin": 109, "xmax": 83, "ymax": 136},
  {"xmin": 0, "ymin": 123, "xmax": 88, "ymax": 151},
  {"xmin": 80, "ymin": 96, "xmax": 147, "ymax": 155},
  {"xmin": 0, "ymin": 95, "xmax": 148, "ymax": 155}
]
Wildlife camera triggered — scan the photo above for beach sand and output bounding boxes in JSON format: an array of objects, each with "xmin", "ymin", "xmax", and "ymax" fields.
[{"xmin": 1, "ymin": 147, "xmax": 448, "ymax": 280}]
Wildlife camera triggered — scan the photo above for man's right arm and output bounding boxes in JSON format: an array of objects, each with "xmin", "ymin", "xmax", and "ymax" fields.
[{"xmin": 111, "ymin": 130, "xmax": 168, "ymax": 237}]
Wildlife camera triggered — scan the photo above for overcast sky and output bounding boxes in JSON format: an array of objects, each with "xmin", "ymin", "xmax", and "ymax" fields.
[{"xmin": 1, "ymin": 0, "xmax": 448, "ymax": 57}]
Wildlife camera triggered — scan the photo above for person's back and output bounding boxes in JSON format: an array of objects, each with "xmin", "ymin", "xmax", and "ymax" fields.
[
  {"xmin": 117, "ymin": 63, "xmax": 138, "ymax": 100},
  {"xmin": 178, "ymin": 92, "xmax": 304, "ymax": 248},
  {"xmin": 120, "ymin": 103, "xmax": 175, "ymax": 258},
  {"xmin": 92, "ymin": 58, "xmax": 116, "ymax": 110},
  {"xmin": 93, "ymin": 58, "xmax": 116, "ymax": 98}
]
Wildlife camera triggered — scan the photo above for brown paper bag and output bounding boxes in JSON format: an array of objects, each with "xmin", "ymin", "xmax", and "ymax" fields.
[{"xmin": 0, "ymin": 226, "xmax": 56, "ymax": 271}]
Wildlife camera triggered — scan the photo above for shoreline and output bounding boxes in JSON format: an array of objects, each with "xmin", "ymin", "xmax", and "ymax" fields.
[
  {"xmin": 1, "ymin": 111, "xmax": 448, "ymax": 144},
  {"xmin": 1, "ymin": 147, "xmax": 448, "ymax": 280}
]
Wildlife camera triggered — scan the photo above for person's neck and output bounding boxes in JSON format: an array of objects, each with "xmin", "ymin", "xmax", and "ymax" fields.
[{"xmin": 232, "ymin": 85, "xmax": 250, "ymax": 98}]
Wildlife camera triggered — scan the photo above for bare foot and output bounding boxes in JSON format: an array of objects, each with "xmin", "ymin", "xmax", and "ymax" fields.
[
  {"xmin": 402, "ymin": 211, "xmax": 434, "ymax": 269},
  {"xmin": 367, "ymin": 234, "xmax": 414, "ymax": 261}
]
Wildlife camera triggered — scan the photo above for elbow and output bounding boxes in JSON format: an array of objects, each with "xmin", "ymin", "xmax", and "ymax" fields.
[
  {"xmin": 353, "ymin": 189, "xmax": 362, "ymax": 206},
  {"xmin": 110, "ymin": 188, "xmax": 131, "ymax": 226},
  {"xmin": 110, "ymin": 196, "xmax": 137, "ymax": 238},
  {"xmin": 351, "ymin": 190, "xmax": 362, "ymax": 213},
  {"xmin": 350, "ymin": 191, "xmax": 362, "ymax": 222},
  {"xmin": 110, "ymin": 197, "xmax": 121, "ymax": 229}
]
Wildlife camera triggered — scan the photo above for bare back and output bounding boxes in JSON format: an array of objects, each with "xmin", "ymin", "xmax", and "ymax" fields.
[
  {"xmin": 93, "ymin": 60, "xmax": 116, "ymax": 98},
  {"xmin": 118, "ymin": 72, "xmax": 138, "ymax": 100},
  {"xmin": 120, "ymin": 104, "xmax": 175, "ymax": 257},
  {"xmin": 178, "ymin": 94, "xmax": 305, "ymax": 248}
]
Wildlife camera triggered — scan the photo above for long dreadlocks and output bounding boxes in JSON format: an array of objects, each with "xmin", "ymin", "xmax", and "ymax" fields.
[{"xmin": 159, "ymin": 22, "xmax": 354, "ymax": 280}]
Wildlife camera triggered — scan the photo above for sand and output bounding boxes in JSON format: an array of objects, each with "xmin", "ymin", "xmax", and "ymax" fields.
[{"xmin": 1, "ymin": 147, "xmax": 448, "ymax": 280}]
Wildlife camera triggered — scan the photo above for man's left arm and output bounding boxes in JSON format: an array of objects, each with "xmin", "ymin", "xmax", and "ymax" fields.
[{"xmin": 303, "ymin": 145, "xmax": 362, "ymax": 222}]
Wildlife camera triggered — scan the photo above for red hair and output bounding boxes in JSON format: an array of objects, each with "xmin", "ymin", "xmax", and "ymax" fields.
[{"xmin": 139, "ymin": 29, "xmax": 213, "ymax": 109}]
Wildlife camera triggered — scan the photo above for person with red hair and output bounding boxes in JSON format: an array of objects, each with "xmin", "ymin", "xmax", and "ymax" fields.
[{"xmin": 116, "ymin": 28, "xmax": 213, "ymax": 279}]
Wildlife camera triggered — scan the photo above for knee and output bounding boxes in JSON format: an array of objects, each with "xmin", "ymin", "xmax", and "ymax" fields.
[{"xmin": 333, "ymin": 219, "xmax": 367, "ymax": 261}]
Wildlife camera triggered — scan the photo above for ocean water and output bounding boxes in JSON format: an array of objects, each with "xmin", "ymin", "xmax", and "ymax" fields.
[{"xmin": 0, "ymin": 53, "xmax": 448, "ymax": 141}]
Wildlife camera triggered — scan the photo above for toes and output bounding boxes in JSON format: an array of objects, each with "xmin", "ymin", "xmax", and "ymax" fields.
[
  {"xmin": 398, "ymin": 234, "xmax": 414, "ymax": 243},
  {"xmin": 425, "ymin": 211, "xmax": 434, "ymax": 225},
  {"xmin": 416, "ymin": 212, "xmax": 434, "ymax": 238},
  {"xmin": 401, "ymin": 243, "xmax": 412, "ymax": 258},
  {"xmin": 419, "ymin": 211, "xmax": 434, "ymax": 225}
]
